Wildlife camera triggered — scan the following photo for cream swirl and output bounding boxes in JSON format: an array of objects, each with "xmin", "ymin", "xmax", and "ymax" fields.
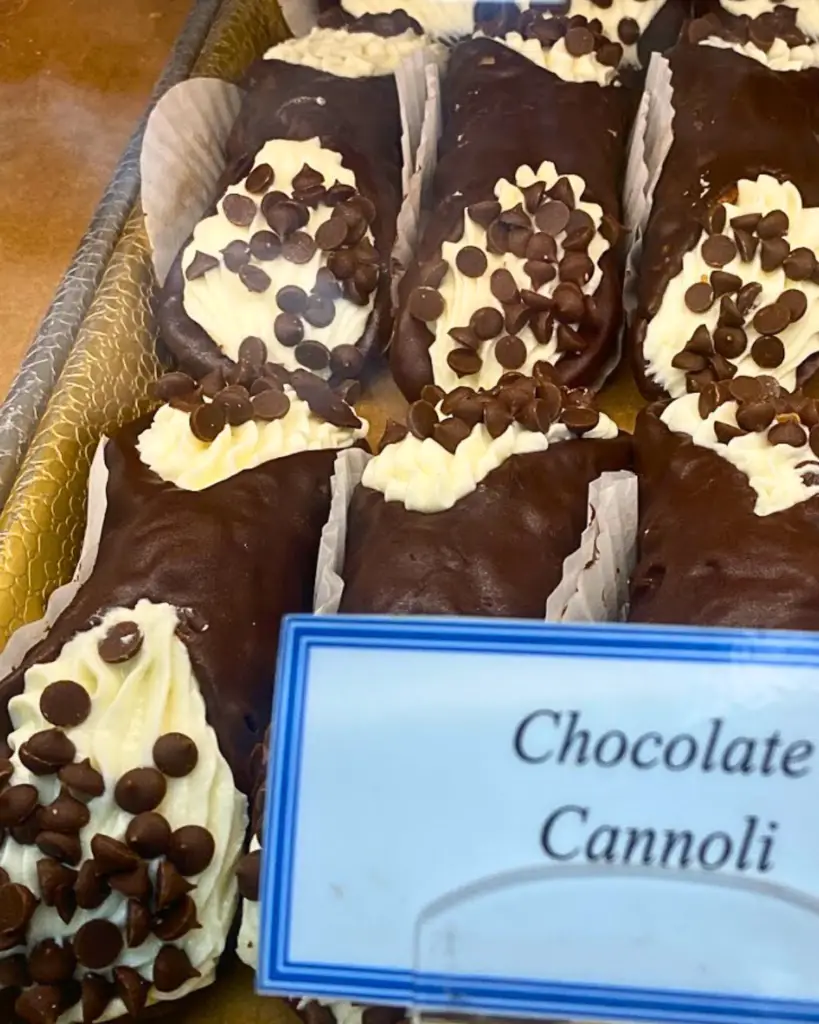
[
  {"xmin": 662, "ymin": 393, "xmax": 819, "ymax": 516},
  {"xmin": 426, "ymin": 162, "xmax": 610, "ymax": 394},
  {"xmin": 263, "ymin": 25, "xmax": 429, "ymax": 76},
  {"xmin": 487, "ymin": 32, "xmax": 618, "ymax": 85},
  {"xmin": 137, "ymin": 388, "xmax": 367, "ymax": 491},
  {"xmin": 643, "ymin": 175, "xmax": 819, "ymax": 397},
  {"xmin": 701, "ymin": 34, "xmax": 819, "ymax": 70},
  {"xmin": 0, "ymin": 601, "xmax": 246, "ymax": 1022},
  {"xmin": 362, "ymin": 413, "xmax": 617, "ymax": 513},
  {"xmin": 182, "ymin": 138, "xmax": 375, "ymax": 371}
]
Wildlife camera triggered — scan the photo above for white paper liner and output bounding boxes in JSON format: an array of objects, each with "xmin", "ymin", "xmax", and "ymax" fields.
[
  {"xmin": 314, "ymin": 450, "xmax": 638, "ymax": 622},
  {"xmin": 141, "ymin": 78, "xmax": 244, "ymax": 286},
  {"xmin": 280, "ymin": 0, "xmax": 321, "ymax": 36},
  {"xmin": 0, "ymin": 439, "xmax": 110, "ymax": 675}
]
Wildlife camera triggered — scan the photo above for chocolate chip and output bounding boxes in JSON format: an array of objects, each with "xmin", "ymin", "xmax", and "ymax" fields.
[
  {"xmin": 749, "ymin": 13, "xmax": 776, "ymax": 50},
  {"xmin": 486, "ymin": 220, "xmax": 509, "ymax": 255},
  {"xmin": 239, "ymin": 264, "xmax": 271, "ymax": 293},
  {"xmin": 316, "ymin": 217, "xmax": 348, "ymax": 252},
  {"xmin": 558, "ymin": 252, "xmax": 594, "ymax": 286},
  {"xmin": 283, "ymin": 231, "xmax": 317, "ymax": 264},
  {"xmin": 761, "ymin": 237, "xmax": 790, "ymax": 272},
  {"xmin": 74, "ymin": 861, "xmax": 110, "ymax": 910},
  {"xmin": 0, "ymin": 882, "xmax": 37, "ymax": 935},
  {"xmin": 154, "ymin": 945, "xmax": 201, "ymax": 992},
  {"xmin": 150, "ymin": 372, "xmax": 197, "ymax": 403},
  {"xmin": 0, "ymin": 784, "xmax": 38, "ymax": 826},
  {"xmin": 521, "ymin": 181, "xmax": 545, "ymax": 215},
  {"xmin": 274, "ymin": 285, "xmax": 307, "ymax": 317},
  {"xmin": 421, "ymin": 384, "xmax": 446, "ymax": 407},
  {"xmin": 447, "ymin": 348, "xmax": 482, "ymax": 378},
  {"xmin": 98, "ymin": 620, "xmax": 143, "ymax": 664},
  {"xmin": 407, "ymin": 400, "xmax": 438, "ymax": 440},
  {"xmin": 80, "ymin": 974, "xmax": 114, "ymax": 1024},
  {"xmin": 731, "ymin": 212, "xmax": 761, "ymax": 233},
  {"xmin": 288, "ymin": 370, "xmax": 362, "ymax": 429},
  {"xmin": 114, "ymin": 966, "xmax": 150, "ymax": 1018},
  {"xmin": 199, "ymin": 369, "xmax": 225, "ymax": 399},
  {"xmin": 500, "ymin": 302, "xmax": 529, "ymax": 335},
  {"xmin": 706, "ymin": 205, "xmax": 727, "ymax": 235},
  {"xmin": 91, "ymin": 835, "xmax": 139, "ymax": 876},
  {"xmin": 753, "ymin": 303, "xmax": 790, "ymax": 336},
  {"xmin": 222, "ymin": 193, "xmax": 256, "ymax": 227},
  {"xmin": 729, "ymin": 377, "xmax": 765, "ymax": 404},
  {"xmin": 151, "ymin": 733, "xmax": 198, "ymax": 779},
  {"xmin": 38, "ymin": 790, "xmax": 90, "ymax": 833},
  {"xmin": 470, "ymin": 307, "xmax": 504, "ymax": 340},
  {"xmin": 702, "ymin": 234, "xmax": 737, "ymax": 268},
  {"xmin": 751, "ymin": 335, "xmax": 785, "ymax": 368},
  {"xmin": 168, "ymin": 824, "xmax": 215, "ymax": 876},
  {"xmin": 19, "ymin": 730, "xmax": 75, "ymax": 775},
  {"xmin": 671, "ymin": 351, "xmax": 707, "ymax": 373},
  {"xmin": 561, "ymin": 406, "xmax": 601, "ymax": 433},
  {"xmin": 617, "ymin": 16, "xmax": 640, "ymax": 44},
  {"xmin": 783, "ymin": 247, "xmax": 817, "ymax": 282},
  {"xmin": 710, "ymin": 353, "xmax": 738, "ymax": 382},
  {"xmin": 548, "ymin": 177, "xmax": 576, "ymax": 210},
  {"xmin": 713, "ymin": 326, "xmax": 747, "ymax": 359},
  {"xmin": 109, "ymin": 861, "xmax": 152, "ymax": 902},
  {"xmin": 757, "ymin": 209, "xmax": 789, "ymax": 238},
  {"xmin": 245, "ymin": 163, "xmax": 275, "ymax": 194},
  {"xmin": 597, "ymin": 40, "xmax": 624, "ymax": 67},
  {"xmin": 409, "ymin": 286, "xmax": 445, "ymax": 322},
  {"xmin": 521, "ymin": 289, "xmax": 554, "ymax": 313},
  {"xmin": 295, "ymin": 340, "xmax": 331, "ymax": 371},
  {"xmin": 556, "ymin": 324, "xmax": 585, "ymax": 353},
  {"xmin": 35, "ymin": 831, "xmax": 81, "ymax": 865},
  {"xmin": 0, "ymin": 954, "xmax": 29, "ymax": 988},
  {"xmin": 126, "ymin": 899, "xmax": 152, "ymax": 949},
  {"xmin": 494, "ymin": 335, "xmax": 527, "ymax": 370},
  {"xmin": 36, "ymin": 858, "xmax": 77, "ymax": 911},
  {"xmin": 734, "ymin": 229, "xmax": 759, "ymax": 263},
  {"xmin": 455, "ymin": 246, "xmax": 488, "ymax": 278},
  {"xmin": 769, "ymin": 419, "xmax": 806, "ymax": 447},
  {"xmin": 125, "ymin": 812, "xmax": 171, "ymax": 861},
  {"xmin": 552, "ymin": 282, "xmax": 585, "ymax": 323},
  {"xmin": 737, "ymin": 401, "xmax": 776, "ymax": 432},
  {"xmin": 246, "ymin": 232, "xmax": 279, "ymax": 264},
  {"xmin": 353, "ymin": 262, "xmax": 379, "ymax": 296},
  {"xmin": 433, "ymin": 417, "xmax": 472, "ymax": 453},
  {"xmin": 736, "ymin": 281, "xmax": 763, "ymax": 316},
  {"xmin": 448, "ymin": 326, "xmax": 480, "ymax": 350},
  {"xmin": 531, "ymin": 310, "xmax": 556, "ymax": 345},
  {"xmin": 718, "ymin": 295, "xmax": 744, "ymax": 329},
  {"xmin": 684, "ymin": 282, "xmax": 714, "ymax": 314},
  {"xmin": 314, "ymin": 267, "xmax": 342, "ymax": 299},
  {"xmin": 467, "ymin": 200, "xmax": 501, "ymax": 229},
  {"xmin": 264, "ymin": 200, "xmax": 299, "ymax": 239},
  {"xmin": 324, "ymin": 182, "xmax": 356, "ymax": 206},
  {"xmin": 114, "ymin": 768, "xmax": 166, "ymax": 815},
  {"xmin": 29, "ymin": 940, "xmax": 75, "ymax": 985},
  {"xmin": 252, "ymin": 388, "xmax": 291, "ymax": 421},
  {"xmin": 14, "ymin": 985, "xmax": 62, "ymax": 1024},
  {"xmin": 155, "ymin": 860, "xmax": 194, "ymax": 911},
  {"xmin": 380, "ymin": 421, "xmax": 408, "ymax": 449},
  {"xmin": 780, "ymin": 288, "xmax": 808, "ymax": 323},
  {"xmin": 490, "ymin": 268, "xmax": 519, "ymax": 305},
  {"xmin": 326, "ymin": 344, "xmax": 362, "ymax": 382},
  {"xmin": 184, "ymin": 251, "xmax": 219, "ymax": 281},
  {"xmin": 153, "ymin": 894, "xmax": 200, "ymax": 942},
  {"xmin": 499, "ymin": 204, "xmax": 530, "ymax": 230},
  {"xmin": 526, "ymin": 232, "xmax": 557, "ymax": 263},
  {"xmin": 710, "ymin": 270, "xmax": 742, "ymax": 297},
  {"xmin": 237, "ymin": 850, "xmax": 261, "ymax": 901},
  {"xmin": 274, "ymin": 313, "xmax": 304, "ymax": 348},
  {"xmin": 565, "ymin": 24, "xmax": 595, "ymax": 54},
  {"xmin": 714, "ymin": 422, "xmax": 746, "ymax": 444},
  {"xmin": 58, "ymin": 759, "xmax": 104, "ymax": 799},
  {"xmin": 483, "ymin": 401, "xmax": 513, "ymax": 439},
  {"xmin": 525, "ymin": 260, "xmax": 557, "ymax": 290},
  {"xmin": 535, "ymin": 201, "xmax": 570, "ymax": 236},
  {"xmin": 189, "ymin": 401, "xmax": 226, "ymax": 442},
  {"xmin": 292, "ymin": 163, "xmax": 324, "ymax": 195},
  {"xmin": 73, "ymin": 920, "xmax": 123, "ymax": 970}
]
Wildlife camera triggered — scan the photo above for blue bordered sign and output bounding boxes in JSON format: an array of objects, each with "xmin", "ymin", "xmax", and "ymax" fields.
[{"xmin": 258, "ymin": 616, "xmax": 819, "ymax": 1024}]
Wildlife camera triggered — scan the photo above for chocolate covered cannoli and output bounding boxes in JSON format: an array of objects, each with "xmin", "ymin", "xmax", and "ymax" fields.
[
  {"xmin": 0, "ymin": 368, "xmax": 365, "ymax": 1022},
  {"xmin": 390, "ymin": 33, "xmax": 635, "ymax": 402},
  {"xmin": 629, "ymin": 376, "xmax": 819, "ymax": 628},
  {"xmin": 630, "ymin": 24, "xmax": 819, "ymax": 400},
  {"xmin": 341, "ymin": 371, "xmax": 630, "ymax": 615},
  {"xmin": 159, "ymin": 20, "xmax": 429, "ymax": 387}
]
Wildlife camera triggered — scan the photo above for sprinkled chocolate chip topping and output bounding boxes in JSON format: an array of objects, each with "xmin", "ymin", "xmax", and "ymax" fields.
[
  {"xmin": 58, "ymin": 758, "xmax": 104, "ymax": 798},
  {"xmin": 154, "ymin": 944, "xmax": 201, "ymax": 992},
  {"xmin": 97, "ymin": 620, "xmax": 143, "ymax": 664},
  {"xmin": 19, "ymin": 730, "xmax": 76, "ymax": 776},
  {"xmin": 168, "ymin": 825, "xmax": 215, "ymax": 876},
  {"xmin": 114, "ymin": 767, "xmax": 167, "ymax": 815},
  {"xmin": 73, "ymin": 919, "xmax": 123, "ymax": 970},
  {"xmin": 126, "ymin": 811, "xmax": 172, "ymax": 859},
  {"xmin": 39, "ymin": 680, "xmax": 90, "ymax": 729},
  {"xmin": 184, "ymin": 251, "xmax": 219, "ymax": 281},
  {"xmin": 245, "ymin": 162, "xmax": 275, "ymax": 194}
]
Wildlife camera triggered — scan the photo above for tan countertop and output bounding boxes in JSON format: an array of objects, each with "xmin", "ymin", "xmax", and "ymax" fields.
[{"xmin": 0, "ymin": 0, "xmax": 195, "ymax": 400}]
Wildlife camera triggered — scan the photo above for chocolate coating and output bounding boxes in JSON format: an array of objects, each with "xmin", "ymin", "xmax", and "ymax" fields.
[
  {"xmin": 340, "ymin": 436, "xmax": 631, "ymax": 616},
  {"xmin": 629, "ymin": 403, "xmax": 819, "ymax": 628},
  {"xmin": 159, "ymin": 43, "xmax": 403, "ymax": 381},
  {"xmin": 0, "ymin": 415, "xmax": 342, "ymax": 793},
  {"xmin": 631, "ymin": 41, "xmax": 819, "ymax": 398},
  {"xmin": 390, "ymin": 38, "xmax": 635, "ymax": 401}
]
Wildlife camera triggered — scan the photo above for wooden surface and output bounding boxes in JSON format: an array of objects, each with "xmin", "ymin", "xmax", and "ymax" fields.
[{"xmin": 0, "ymin": 0, "xmax": 194, "ymax": 400}]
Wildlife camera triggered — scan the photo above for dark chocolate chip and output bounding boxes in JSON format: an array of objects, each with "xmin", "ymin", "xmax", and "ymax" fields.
[
  {"xmin": 276, "ymin": 285, "xmax": 308, "ymax": 316},
  {"xmin": 0, "ymin": 953, "xmax": 29, "ymax": 988},
  {"xmin": 706, "ymin": 205, "xmax": 727, "ymax": 235},
  {"xmin": 521, "ymin": 288, "xmax": 554, "ymax": 313},
  {"xmin": 760, "ymin": 237, "xmax": 790, "ymax": 272},
  {"xmin": 565, "ymin": 24, "xmax": 595, "ymax": 54},
  {"xmin": 671, "ymin": 351, "xmax": 707, "ymax": 373},
  {"xmin": 483, "ymin": 400, "xmax": 513, "ymax": 439},
  {"xmin": 239, "ymin": 264, "xmax": 271, "ymax": 293},
  {"xmin": 433, "ymin": 417, "xmax": 472, "ymax": 454},
  {"xmin": 97, "ymin": 620, "xmax": 143, "ymax": 664},
  {"xmin": 407, "ymin": 400, "xmax": 438, "ymax": 440},
  {"xmin": 19, "ymin": 730, "xmax": 75, "ymax": 776},
  {"xmin": 0, "ymin": 784, "xmax": 38, "ymax": 826},
  {"xmin": 81, "ymin": 974, "xmax": 114, "ymax": 1024},
  {"xmin": 769, "ymin": 419, "xmax": 806, "ymax": 447},
  {"xmin": 780, "ymin": 288, "xmax": 808, "ymax": 323},
  {"xmin": 185, "ymin": 251, "xmax": 219, "ymax": 281},
  {"xmin": 447, "ymin": 348, "xmax": 482, "ymax": 378},
  {"xmin": 238, "ymin": 336, "xmax": 268, "ymax": 369},
  {"xmin": 597, "ymin": 40, "xmax": 624, "ymax": 67},
  {"xmin": 507, "ymin": 226, "xmax": 533, "ymax": 259},
  {"xmin": 0, "ymin": 882, "xmax": 37, "ymax": 934},
  {"xmin": 757, "ymin": 209, "xmax": 789, "ymax": 238},
  {"xmin": 91, "ymin": 834, "xmax": 139, "ymax": 874},
  {"xmin": 199, "ymin": 369, "xmax": 225, "ymax": 399},
  {"xmin": 109, "ymin": 861, "xmax": 152, "ymax": 902},
  {"xmin": 526, "ymin": 232, "xmax": 557, "ymax": 263},
  {"xmin": 274, "ymin": 313, "xmax": 304, "ymax": 348},
  {"xmin": 486, "ymin": 220, "xmax": 509, "ymax": 255},
  {"xmin": 380, "ymin": 420, "xmax": 409, "ymax": 449},
  {"xmin": 535, "ymin": 201, "xmax": 570, "ymax": 236},
  {"xmin": 295, "ymin": 340, "xmax": 331, "ymax": 371},
  {"xmin": 751, "ymin": 335, "xmax": 786, "ymax": 368},
  {"xmin": 353, "ymin": 262, "xmax": 379, "ymax": 296},
  {"xmin": 74, "ymin": 861, "xmax": 110, "ymax": 910},
  {"xmin": 252, "ymin": 388, "xmax": 291, "ymax": 421},
  {"xmin": 38, "ymin": 790, "xmax": 89, "ymax": 834},
  {"xmin": 237, "ymin": 850, "xmax": 261, "ymax": 901},
  {"xmin": 327, "ymin": 344, "xmax": 363, "ymax": 381},
  {"xmin": 494, "ymin": 335, "xmax": 527, "ymax": 370},
  {"xmin": 126, "ymin": 811, "xmax": 171, "ymax": 859},
  {"xmin": 222, "ymin": 193, "xmax": 256, "ymax": 227},
  {"xmin": 713, "ymin": 326, "xmax": 747, "ymax": 359},
  {"xmin": 248, "ymin": 230, "xmax": 281, "ymax": 262},
  {"xmin": 718, "ymin": 295, "xmax": 744, "ymax": 329},
  {"xmin": 467, "ymin": 200, "xmax": 501, "ymax": 229},
  {"xmin": 58, "ymin": 758, "xmax": 104, "ymax": 799},
  {"xmin": 408, "ymin": 286, "xmax": 445, "ymax": 322},
  {"xmin": 168, "ymin": 824, "xmax": 215, "ymax": 876},
  {"xmin": 753, "ymin": 303, "xmax": 790, "ymax": 336},
  {"xmin": 502, "ymin": 302, "xmax": 530, "ymax": 335},
  {"xmin": 524, "ymin": 260, "xmax": 557, "ymax": 290},
  {"xmin": 288, "ymin": 370, "xmax": 362, "ymax": 429},
  {"xmin": 36, "ymin": 858, "xmax": 77, "ymax": 912},
  {"xmin": 499, "ymin": 204, "xmax": 530, "ymax": 230},
  {"xmin": 283, "ymin": 232, "xmax": 317, "ymax": 265},
  {"xmin": 561, "ymin": 405, "xmax": 601, "ymax": 433},
  {"xmin": 556, "ymin": 324, "xmax": 585, "ymax": 353},
  {"xmin": 114, "ymin": 966, "xmax": 150, "ymax": 1018},
  {"xmin": 153, "ymin": 733, "xmax": 198, "ymax": 778},
  {"xmin": 35, "ymin": 831, "xmax": 81, "ymax": 865},
  {"xmin": 150, "ymin": 372, "xmax": 197, "ymax": 403},
  {"xmin": 114, "ymin": 767, "xmax": 166, "ymax": 815},
  {"xmin": 714, "ymin": 422, "xmax": 746, "ymax": 444},
  {"xmin": 731, "ymin": 212, "xmax": 762, "ymax": 233},
  {"xmin": 154, "ymin": 945, "xmax": 201, "ymax": 992},
  {"xmin": 152, "ymin": 894, "xmax": 200, "ymax": 942},
  {"xmin": 292, "ymin": 163, "xmax": 325, "ymax": 194},
  {"xmin": 617, "ymin": 15, "xmax": 640, "ymax": 44},
  {"xmin": 531, "ymin": 310, "xmax": 556, "ymax": 346},
  {"xmin": 14, "ymin": 985, "xmax": 62, "ymax": 1024},
  {"xmin": 734, "ymin": 229, "xmax": 759, "ymax": 263},
  {"xmin": 470, "ymin": 307, "xmax": 504, "ymax": 341},
  {"xmin": 455, "ymin": 246, "xmax": 488, "ymax": 278},
  {"xmin": 701, "ymin": 234, "xmax": 737, "ymax": 268},
  {"xmin": 737, "ymin": 401, "xmax": 776, "ymax": 433},
  {"xmin": 155, "ymin": 860, "xmax": 194, "ymax": 912},
  {"xmin": 490, "ymin": 268, "xmax": 519, "ymax": 305},
  {"xmin": 548, "ymin": 177, "xmax": 575, "ymax": 209},
  {"xmin": 552, "ymin": 282, "xmax": 585, "ymax": 323},
  {"xmin": 558, "ymin": 252, "xmax": 594, "ymax": 286},
  {"xmin": 521, "ymin": 181, "xmax": 545, "ymax": 214},
  {"xmin": 736, "ymin": 281, "xmax": 763, "ymax": 316},
  {"xmin": 29, "ymin": 940, "xmax": 76, "ymax": 985},
  {"xmin": 783, "ymin": 247, "xmax": 817, "ymax": 282},
  {"xmin": 710, "ymin": 270, "xmax": 742, "ymax": 297},
  {"xmin": 324, "ymin": 182, "xmax": 356, "ymax": 206},
  {"xmin": 73, "ymin": 920, "xmax": 123, "ymax": 970},
  {"xmin": 449, "ymin": 326, "xmax": 481, "ymax": 350},
  {"xmin": 315, "ymin": 217, "xmax": 348, "ymax": 252},
  {"xmin": 126, "ymin": 899, "xmax": 152, "ymax": 949},
  {"xmin": 245, "ymin": 163, "xmax": 274, "ymax": 194},
  {"xmin": 189, "ymin": 402, "xmax": 226, "ymax": 443},
  {"xmin": 684, "ymin": 282, "xmax": 714, "ymax": 314}
]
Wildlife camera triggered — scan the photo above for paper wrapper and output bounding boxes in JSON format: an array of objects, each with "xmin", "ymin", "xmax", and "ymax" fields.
[
  {"xmin": 141, "ymin": 42, "xmax": 438, "ymax": 312},
  {"xmin": 313, "ymin": 450, "xmax": 638, "ymax": 622}
]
